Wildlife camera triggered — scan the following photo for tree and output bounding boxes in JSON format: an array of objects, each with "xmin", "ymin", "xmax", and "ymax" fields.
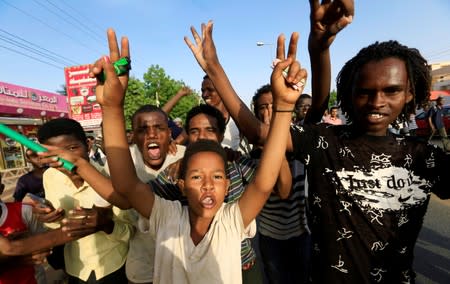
[
  {"xmin": 56, "ymin": 84, "xmax": 67, "ymax": 96},
  {"xmin": 142, "ymin": 65, "xmax": 199, "ymax": 120},
  {"xmin": 122, "ymin": 65, "xmax": 199, "ymax": 129},
  {"xmin": 328, "ymin": 89, "xmax": 337, "ymax": 108},
  {"xmin": 124, "ymin": 77, "xmax": 147, "ymax": 130}
]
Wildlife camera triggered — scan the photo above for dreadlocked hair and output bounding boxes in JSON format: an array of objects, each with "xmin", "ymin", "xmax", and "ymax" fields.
[{"xmin": 336, "ymin": 40, "xmax": 431, "ymax": 125}]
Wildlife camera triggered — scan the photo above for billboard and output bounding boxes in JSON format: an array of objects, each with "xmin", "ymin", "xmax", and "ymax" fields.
[
  {"xmin": 0, "ymin": 81, "xmax": 68, "ymax": 118},
  {"xmin": 64, "ymin": 65, "xmax": 102, "ymax": 129}
]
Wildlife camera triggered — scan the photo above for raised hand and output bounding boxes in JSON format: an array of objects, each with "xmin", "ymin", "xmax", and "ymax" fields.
[
  {"xmin": 89, "ymin": 28, "xmax": 130, "ymax": 108},
  {"xmin": 309, "ymin": 0, "xmax": 354, "ymax": 50},
  {"xmin": 271, "ymin": 33, "xmax": 307, "ymax": 108},
  {"xmin": 184, "ymin": 20, "xmax": 220, "ymax": 73}
]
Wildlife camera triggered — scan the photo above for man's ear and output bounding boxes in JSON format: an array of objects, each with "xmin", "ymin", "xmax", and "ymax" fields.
[
  {"xmin": 177, "ymin": 179, "xmax": 186, "ymax": 196},
  {"xmin": 224, "ymin": 178, "xmax": 230, "ymax": 196}
]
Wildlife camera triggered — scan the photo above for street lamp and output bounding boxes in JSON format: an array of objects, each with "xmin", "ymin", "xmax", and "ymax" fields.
[{"xmin": 256, "ymin": 41, "xmax": 273, "ymax": 47}]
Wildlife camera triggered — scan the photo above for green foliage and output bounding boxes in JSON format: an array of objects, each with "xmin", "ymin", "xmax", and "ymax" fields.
[
  {"xmin": 56, "ymin": 84, "xmax": 67, "ymax": 96},
  {"xmin": 124, "ymin": 77, "xmax": 147, "ymax": 130},
  {"xmin": 328, "ymin": 89, "xmax": 338, "ymax": 108},
  {"xmin": 123, "ymin": 65, "xmax": 200, "ymax": 129}
]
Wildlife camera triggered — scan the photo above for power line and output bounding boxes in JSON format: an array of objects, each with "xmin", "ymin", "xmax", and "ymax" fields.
[
  {"xmin": 59, "ymin": 0, "xmax": 105, "ymax": 35},
  {"xmin": 33, "ymin": 0, "xmax": 104, "ymax": 44},
  {"xmin": 0, "ymin": 0, "xmax": 103, "ymax": 56},
  {"xmin": 0, "ymin": 28, "xmax": 80, "ymax": 66},
  {"xmin": 424, "ymin": 46, "xmax": 450, "ymax": 60},
  {"xmin": 0, "ymin": 35, "xmax": 72, "ymax": 66},
  {"xmin": 0, "ymin": 44, "xmax": 63, "ymax": 70}
]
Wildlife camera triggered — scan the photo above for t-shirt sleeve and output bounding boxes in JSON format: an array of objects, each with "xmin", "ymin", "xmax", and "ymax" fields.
[
  {"xmin": 290, "ymin": 124, "xmax": 316, "ymax": 164},
  {"xmin": 222, "ymin": 202, "xmax": 256, "ymax": 240},
  {"xmin": 13, "ymin": 176, "xmax": 27, "ymax": 201},
  {"xmin": 430, "ymin": 147, "xmax": 450, "ymax": 199},
  {"xmin": 21, "ymin": 204, "xmax": 46, "ymax": 234},
  {"xmin": 137, "ymin": 195, "xmax": 181, "ymax": 238}
]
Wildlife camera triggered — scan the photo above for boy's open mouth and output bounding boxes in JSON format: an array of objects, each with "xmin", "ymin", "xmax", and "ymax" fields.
[{"xmin": 147, "ymin": 143, "xmax": 161, "ymax": 159}]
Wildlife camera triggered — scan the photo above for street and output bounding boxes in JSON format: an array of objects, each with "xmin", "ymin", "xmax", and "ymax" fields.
[{"xmin": 414, "ymin": 195, "xmax": 450, "ymax": 283}]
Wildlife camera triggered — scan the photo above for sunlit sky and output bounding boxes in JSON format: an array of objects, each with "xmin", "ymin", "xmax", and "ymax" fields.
[{"xmin": 1, "ymin": 0, "xmax": 449, "ymax": 105}]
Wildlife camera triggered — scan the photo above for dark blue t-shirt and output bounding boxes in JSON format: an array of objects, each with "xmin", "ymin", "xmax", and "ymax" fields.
[
  {"xmin": 13, "ymin": 171, "xmax": 45, "ymax": 201},
  {"xmin": 427, "ymin": 106, "xmax": 445, "ymax": 129}
]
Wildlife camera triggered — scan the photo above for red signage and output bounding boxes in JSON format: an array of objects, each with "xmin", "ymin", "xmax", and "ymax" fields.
[
  {"xmin": 0, "ymin": 81, "xmax": 68, "ymax": 118},
  {"xmin": 64, "ymin": 65, "xmax": 101, "ymax": 128}
]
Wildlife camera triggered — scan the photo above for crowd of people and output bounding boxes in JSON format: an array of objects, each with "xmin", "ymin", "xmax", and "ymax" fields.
[{"xmin": 1, "ymin": 1, "xmax": 449, "ymax": 283}]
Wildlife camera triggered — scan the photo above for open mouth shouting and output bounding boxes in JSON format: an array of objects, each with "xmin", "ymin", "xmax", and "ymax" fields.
[
  {"xmin": 147, "ymin": 142, "xmax": 161, "ymax": 160},
  {"xmin": 200, "ymin": 195, "xmax": 216, "ymax": 209}
]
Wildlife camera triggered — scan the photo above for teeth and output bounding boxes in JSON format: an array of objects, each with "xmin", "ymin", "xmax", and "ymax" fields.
[
  {"xmin": 202, "ymin": 197, "xmax": 213, "ymax": 205},
  {"xmin": 148, "ymin": 143, "xmax": 158, "ymax": 148},
  {"xmin": 369, "ymin": 113, "xmax": 383, "ymax": 119}
]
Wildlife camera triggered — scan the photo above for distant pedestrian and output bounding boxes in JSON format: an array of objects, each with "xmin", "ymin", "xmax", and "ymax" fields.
[{"xmin": 427, "ymin": 96, "xmax": 450, "ymax": 151}]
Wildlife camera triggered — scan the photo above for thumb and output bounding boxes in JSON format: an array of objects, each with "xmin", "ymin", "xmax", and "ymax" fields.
[{"xmin": 271, "ymin": 57, "xmax": 293, "ymax": 81}]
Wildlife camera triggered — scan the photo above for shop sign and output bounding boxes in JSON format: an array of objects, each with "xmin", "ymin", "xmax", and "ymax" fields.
[
  {"xmin": 0, "ymin": 81, "xmax": 68, "ymax": 116},
  {"xmin": 64, "ymin": 65, "xmax": 102, "ymax": 128}
]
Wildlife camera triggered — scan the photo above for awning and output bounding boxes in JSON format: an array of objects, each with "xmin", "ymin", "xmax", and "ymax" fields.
[{"xmin": 430, "ymin": 90, "xmax": 450, "ymax": 100}]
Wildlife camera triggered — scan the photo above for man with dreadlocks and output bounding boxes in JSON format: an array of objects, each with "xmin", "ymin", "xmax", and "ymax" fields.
[{"xmin": 286, "ymin": 1, "xmax": 450, "ymax": 283}]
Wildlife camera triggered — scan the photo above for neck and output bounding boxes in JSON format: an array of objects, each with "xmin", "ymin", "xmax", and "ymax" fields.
[{"xmin": 188, "ymin": 210, "xmax": 213, "ymax": 246}]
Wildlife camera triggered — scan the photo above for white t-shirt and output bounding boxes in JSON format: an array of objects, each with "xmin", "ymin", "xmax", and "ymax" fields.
[
  {"xmin": 222, "ymin": 117, "xmax": 241, "ymax": 151},
  {"xmin": 105, "ymin": 143, "xmax": 186, "ymax": 283},
  {"xmin": 138, "ymin": 196, "xmax": 256, "ymax": 284}
]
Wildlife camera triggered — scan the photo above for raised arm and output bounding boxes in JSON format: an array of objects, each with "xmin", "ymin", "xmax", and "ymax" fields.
[
  {"xmin": 306, "ymin": 0, "xmax": 354, "ymax": 123},
  {"xmin": 88, "ymin": 29, "xmax": 155, "ymax": 219},
  {"xmin": 276, "ymin": 158, "xmax": 293, "ymax": 199},
  {"xmin": 239, "ymin": 33, "xmax": 306, "ymax": 227},
  {"xmin": 161, "ymin": 86, "xmax": 191, "ymax": 114},
  {"xmin": 184, "ymin": 21, "xmax": 271, "ymax": 148}
]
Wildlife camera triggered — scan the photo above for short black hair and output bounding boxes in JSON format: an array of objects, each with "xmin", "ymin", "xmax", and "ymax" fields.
[
  {"xmin": 336, "ymin": 40, "xmax": 431, "ymax": 124},
  {"xmin": 252, "ymin": 84, "xmax": 272, "ymax": 114},
  {"xmin": 185, "ymin": 104, "xmax": 226, "ymax": 135},
  {"xmin": 329, "ymin": 106, "xmax": 339, "ymax": 111},
  {"xmin": 179, "ymin": 139, "xmax": 227, "ymax": 179},
  {"xmin": 131, "ymin": 105, "xmax": 168, "ymax": 129},
  {"xmin": 37, "ymin": 118, "xmax": 88, "ymax": 147}
]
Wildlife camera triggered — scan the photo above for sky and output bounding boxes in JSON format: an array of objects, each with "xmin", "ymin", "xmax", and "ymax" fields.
[{"xmin": 1, "ymin": 0, "xmax": 450, "ymax": 106}]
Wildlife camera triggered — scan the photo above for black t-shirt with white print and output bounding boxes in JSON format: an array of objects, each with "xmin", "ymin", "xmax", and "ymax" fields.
[{"xmin": 291, "ymin": 123, "xmax": 449, "ymax": 283}]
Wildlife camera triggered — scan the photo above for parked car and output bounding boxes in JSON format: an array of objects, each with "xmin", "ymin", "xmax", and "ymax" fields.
[{"xmin": 415, "ymin": 105, "xmax": 450, "ymax": 136}]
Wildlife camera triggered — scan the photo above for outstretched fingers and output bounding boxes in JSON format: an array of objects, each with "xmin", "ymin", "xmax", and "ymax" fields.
[
  {"xmin": 107, "ymin": 29, "xmax": 120, "ymax": 62},
  {"xmin": 276, "ymin": 34, "xmax": 286, "ymax": 61}
]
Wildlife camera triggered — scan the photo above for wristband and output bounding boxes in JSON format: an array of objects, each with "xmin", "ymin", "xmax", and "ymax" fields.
[
  {"xmin": 0, "ymin": 123, "xmax": 75, "ymax": 172},
  {"xmin": 98, "ymin": 57, "xmax": 131, "ymax": 83}
]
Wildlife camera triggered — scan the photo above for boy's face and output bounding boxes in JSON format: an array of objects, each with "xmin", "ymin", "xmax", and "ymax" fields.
[
  {"xmin": 27, "ymin": 151, "xmax": 45, "ymax": 169},
  {"xmin": 255, "ymin": 92, "xmax": 273, "ymax": 125},
  {"xmin": 201, "ymin": 78, "xmax": 222, "ymax": 108},
  {"xmin": 330, "ymin": 108, "xmax": 339, "ymax": 118},
  {"xmin": 178, "ymin": 151, "xmax": 229, "ymax": 221},
  {"xmin": 295, "ymin": 97, "xmax": 312, "ymax": 121},
  {"xmin": 43, "ymin": 134, "xmax": 89, "ymax": 161},
  {"xmin": 187, "ymin": 113, "xmax": 223, "ymax": 143},
  {"xmin": 132, "ymin": 111, "xmax": 171, "ymax": 170},
  {"xmin": 352, "ymin": 57, "xmax": 413, "ymax": 136}
]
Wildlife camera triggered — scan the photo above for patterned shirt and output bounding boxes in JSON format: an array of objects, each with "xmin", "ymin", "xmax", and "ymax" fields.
[
  {"xmin": 250, "ymin": 148, "xmax": 308, "ymax": 240},
  {"xmin": 291, "ymin": 123, "xmax": 450, "ymax": 283}
]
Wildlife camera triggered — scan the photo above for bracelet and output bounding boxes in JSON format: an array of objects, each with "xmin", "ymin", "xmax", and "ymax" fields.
[{"xmin": 274, "ymin": 109, "xmax": 294, "ymax": 112}]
